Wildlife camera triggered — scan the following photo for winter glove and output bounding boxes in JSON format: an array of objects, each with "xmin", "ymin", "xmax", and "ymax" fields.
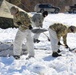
[
  {"xmin": 16, "ymin": 21, "xmax": 22, "ymax": 25},
  {"xmin": 29, "ymin": 25, "xmax": 32, "ymax": 30},
  {"xmin": 65, "ymin": 44, "xmax": 69, "ymax": 48}
]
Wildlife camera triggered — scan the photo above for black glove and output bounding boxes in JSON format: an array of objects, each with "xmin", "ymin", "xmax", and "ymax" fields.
[
  {"xmin": 65, "ymin": 44, "xmax": 69, "ymax": 48},
  {"xmin": 29, "ymin": 25, "xmax": 32, "ymax": 30},
  {"xmin": 16, "ymin": 21, "xmax": 22, "ymax": 25}
]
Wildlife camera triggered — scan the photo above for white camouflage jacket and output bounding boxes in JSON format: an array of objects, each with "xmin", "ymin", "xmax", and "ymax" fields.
[{"xmin": 31, "ymin": 13, "xmax": 44, "ymax": 28}]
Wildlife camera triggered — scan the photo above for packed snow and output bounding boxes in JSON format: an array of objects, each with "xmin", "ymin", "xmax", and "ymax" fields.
[{"xmin": 0, "ymin": 13, "xmax": 76, "ymax": 75}]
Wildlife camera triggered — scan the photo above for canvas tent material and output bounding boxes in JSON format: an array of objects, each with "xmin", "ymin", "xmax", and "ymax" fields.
[
  {"xmin": 0, "ymin": 0, "xmax": 27, "ymax": 29},
  {"xmin": 0, "ymin": 0, "xmax": 26, "ymax": 18},
  {"xmin": 0, "ymin": 0, "xmax": 13, "ymax": 18}
]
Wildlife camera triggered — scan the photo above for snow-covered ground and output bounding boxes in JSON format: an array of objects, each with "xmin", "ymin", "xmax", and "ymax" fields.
[{"xmin": 0, "ymin": 13, "xmax": 76, "ymax": 75}]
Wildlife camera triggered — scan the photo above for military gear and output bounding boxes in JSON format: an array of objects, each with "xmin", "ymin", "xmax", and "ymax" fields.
[
  {"xmin": 11, "ymin": 7, "xmax": 35, "ymax": 57},
  {"xmin": 32, "ymin": 13, "xmax": 44, "ymax": 27},
  {"xmin": 16, "ymin": 21, "xmax": 22, "ymax": 25},
  {"xmin": 49, "ymin": 23, "xmax": 76, "ymax": 51},
  {"xmin": 13, "ymin": 29, "xmax": 34, "ymax": 57},
  {"xmin": 49, "ymin": 28, "xmax": 59, "ymax": 53},
  {"xmin": 32, "ymin": 12, "xmax": 48, "ymax": 42},
  {"xmin": 26, "ymin": 56, "xmax": 34, "ymax": 60},
  {"xmin": 34, "ymin": 39, "xmax": 40, "ymax": 43},
  {"xmin": 52, "ymin": 52, "xmax": 61, "ymax": 57},
  {"xmin": 29, "ymin": 25, "xmax": 32, "ymax": 30},
  {"xmin": 11, "ymin": 6, "xmax": 32, "ymax": 30},
  {"xmin": 65, "ymin": 44, "xmax": 69, "ymax": 48},
  {"xmin": 49, "ymin": 23, "xmax": 68, "ymax": 45},
  {"xmin": 58, "ymin": 42, "xmax": 62, "ymax": 45},
  {"xmin": 57, "ymin": 49, "xmax": 61, "ymax": 53},
  {"xmin": 13, "ymin": 55, "xmax": 20, "ymax": 60}
]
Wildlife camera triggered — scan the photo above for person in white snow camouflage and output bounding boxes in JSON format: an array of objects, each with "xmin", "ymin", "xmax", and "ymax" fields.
[
  {"xmin": 10, "ymin": 6, "xmax": 34, "ymax": 59},
  {"xmin": 32, "ymin": 11, "xmax": 48, "ymax": 43},
  {"xmin": 49, "ymin": 23, "xmax": 76, "ymax": 57}
]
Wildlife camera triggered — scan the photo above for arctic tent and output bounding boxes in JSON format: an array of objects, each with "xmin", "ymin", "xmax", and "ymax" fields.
[{"xmin": 0, "ymin": 0, "xmax": 26, "ymax": 29}]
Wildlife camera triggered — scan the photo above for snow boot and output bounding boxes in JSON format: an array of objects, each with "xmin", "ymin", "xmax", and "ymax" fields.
[
  {"xmin": 57, "ymin": 49, "xmax": 61, "ymax": 53},
  {"xmin": 13, "ymin": 55, "xmax": 20, "ymax": 60},
  {"xmin": 52, "ymin": 52, "xmax": 61, "ymax": 57},
  {"xmin": 26, "ymin": 56, "xmax": 34, "ymax": 60},
  {"xmin": 34, "ymin": 39, "xmax": 40, "ymax": 43}
]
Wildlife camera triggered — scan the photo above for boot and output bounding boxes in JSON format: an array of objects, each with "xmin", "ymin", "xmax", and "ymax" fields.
[
  {"xmin": 26, "ymin": 56, "xmax": 34, "ymax": 60},
  {"xmin": 57, "ymin": 49, "xmax": 61, "ymax": 53},
  {"xmin": 34, "ymin": 39, "xmax": 40, "ymax": 43},
  {"xmin": 52, "ymin": 52, "xmax": 61, "ymax": 57},
  {"xmin": 13, "ymin": 55, "xmax": 20, "ymax": 60}
]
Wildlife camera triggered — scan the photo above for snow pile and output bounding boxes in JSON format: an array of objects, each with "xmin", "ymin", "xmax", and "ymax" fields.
[{"xmin": 0, "ymin": 13, "xmax": 76, "ymax": 75}]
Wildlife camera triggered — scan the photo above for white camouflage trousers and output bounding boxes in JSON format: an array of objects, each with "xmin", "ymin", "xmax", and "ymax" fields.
[
  {"xmin": 48, "ymin": 28, "xmax": 59, "ymax": 52},
  {"xmin": 33, "ymin": 32, "xmax": 40, "ymax": 40},
  {"xmin": 32, "ymin": 21, "xmax": 41, "ymax": 40},
  {"xmin": 13, "ymin": 29, "xmax": 34, "ymax": 56}
]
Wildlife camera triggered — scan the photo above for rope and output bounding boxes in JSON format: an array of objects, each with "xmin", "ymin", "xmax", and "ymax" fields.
[{"xmin": 21, "ymin": 2, "xmax": 31, "ymax": 12}]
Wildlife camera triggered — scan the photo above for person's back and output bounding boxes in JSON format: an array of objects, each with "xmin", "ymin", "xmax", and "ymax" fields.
[
  {"xmin": 32, "ymin": 13, "xmax": 44, "ymax": 27},
  {"xmin": 49, "ymin": 23, "xmax": 68, "ymax": 38},
  {"xmin": 13, "ymin": 11, "xmax": 31, "ymax": 31}
]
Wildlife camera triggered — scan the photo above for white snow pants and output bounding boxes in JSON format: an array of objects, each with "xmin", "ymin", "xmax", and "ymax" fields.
[
  {"xmin": 33, "ymin": 27, "xmax": 41, "ymax": 40},
  {"xmin": 32, "ymin": 22, "xmax": 41, "ymax": 40},
  {"xmin": 33, "ymin": 32, "xmax": 40, "ymax": 40},
  {"xmin": 13, "ymin": 29, "xmax": 34, "ymax": 56},
  {"xmin": 48, "ymin": 28, "xmax": 59, "ymax": 52}
]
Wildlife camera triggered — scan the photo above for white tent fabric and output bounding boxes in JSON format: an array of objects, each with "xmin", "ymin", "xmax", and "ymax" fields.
[{"xmin": 0, "ymin": 0, "xmax": 26, "ymax": 18}]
